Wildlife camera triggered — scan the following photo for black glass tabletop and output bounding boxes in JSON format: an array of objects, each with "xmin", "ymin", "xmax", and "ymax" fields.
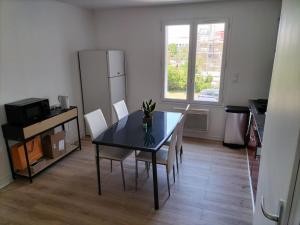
[{"xmin": 93, "ymin": 110, "xmax": 182, "ymax": 152}]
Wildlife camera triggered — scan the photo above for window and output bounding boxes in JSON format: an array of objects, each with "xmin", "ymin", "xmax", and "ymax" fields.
[
  {"xmin": 163, "ymin": 21, "xmax": 227, "ymax": 103},
  {"xmin": 164, "ymin": 25, "xmax": 190, "ymax": 100}
]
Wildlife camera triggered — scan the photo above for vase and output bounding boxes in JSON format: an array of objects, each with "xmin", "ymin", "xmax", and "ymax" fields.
[{"xmin": 143, "ymin": 116, "xmax": 152, "ymax": 127}]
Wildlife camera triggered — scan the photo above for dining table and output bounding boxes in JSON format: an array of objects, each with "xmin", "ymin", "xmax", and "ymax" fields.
[{"xmin": 92, "ymin": 110, "xmax": 182, "ymax": 210}]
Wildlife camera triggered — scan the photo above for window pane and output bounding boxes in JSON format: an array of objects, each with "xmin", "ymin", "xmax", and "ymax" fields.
[
  {"xmin": 165, "ymin": 25, "xmax": 190, "ymax": 100},
  {"xmin": 194, "ymin": 23, "xmax": 225, "ymax": 102}
]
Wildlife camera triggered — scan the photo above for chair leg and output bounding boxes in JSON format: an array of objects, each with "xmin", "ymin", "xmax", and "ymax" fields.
[
  {"xmin": 175, "ymin": 148, "xmax": 179, "ymax": 173},
  {"xmin": 166, "ymin": 166, "xmax": 170, "ymax": 197},
  {"xmin": 173, "ymin": 165, "xmax": 176, "ymax": 183},
  {"xmin": 120, "ymin": 161, "xmax": 126, "ymax": 191},
  {"xmin": 110, "ymin": 160, "xmax": 113, "ymax": 173},
  {"xmin": 146, "ymin": 162, "xmax": 150, "ymax": 178},
  {"xmin": 180, "ymin": 146, "xmax": 183, "ymax": 163},
  {"xmin": 140, "ymin": 150, "xmax": 147, "ymax": 170},
  {"xmin": 135, "ymin": 160, "xmax": 138, "ymax": 191}
]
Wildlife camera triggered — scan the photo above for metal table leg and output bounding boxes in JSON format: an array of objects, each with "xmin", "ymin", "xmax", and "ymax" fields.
[
  {"xmin": 23, "ymin": 142, "xmax": 32, "ymax": 183},
  {"xmin": 4, "ymin": 138, "xmax": 15, "ymax": 179},
  {"xmin": 76, "ymin": 117, "xmax": 82, "ymax": 150},
  {"xmin": 152, "ymin": 151, "xmax": 159, "ymax": 210},
  {"xmin": 96, "ymin": 144, "xmax": 101, "ymax": 195}
]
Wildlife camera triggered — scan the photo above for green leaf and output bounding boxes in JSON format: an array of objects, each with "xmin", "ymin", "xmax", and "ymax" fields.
[
  {"xmin": 142, "ymin": 101, "xmax": 146, "ymax": 110},
  {"xmin": 151, "ymin": 102, "xmax": 156, "ymax": 112},
  {"xmin": 147, "ymin": 102, "xmax": 151, "ymax": 111}
]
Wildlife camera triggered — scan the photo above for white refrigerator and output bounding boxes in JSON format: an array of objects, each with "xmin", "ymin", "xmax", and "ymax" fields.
[{"xmin": 78, "ymin": 50, "xmax": 126, "ymax": 130}]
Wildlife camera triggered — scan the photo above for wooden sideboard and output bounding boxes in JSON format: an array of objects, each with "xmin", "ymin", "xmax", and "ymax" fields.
[{"xmin": 1, "ymin": 106, "xmax": 81, "ymax": 182}]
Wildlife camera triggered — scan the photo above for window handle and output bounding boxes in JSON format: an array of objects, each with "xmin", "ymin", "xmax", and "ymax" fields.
[{"xmin": 261, "ymin": 196, "xmax": 284, "ymax": 225}]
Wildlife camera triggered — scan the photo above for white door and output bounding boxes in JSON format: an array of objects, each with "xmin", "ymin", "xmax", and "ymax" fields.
[
  {"xmin": 109, "ymin": 75, "xmax": 126, "ymax": 123},
  {"xmin": 107, "ymin": 50, "xmax": 125, "ymax": 77},
  {"xmin": 253, "ymin": 0, "xmax": 300, "ymax": 224}
]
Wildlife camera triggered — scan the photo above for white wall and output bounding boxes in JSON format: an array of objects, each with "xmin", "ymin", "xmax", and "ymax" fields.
[
  {"xmin": 94, "ymin": 0, "xmax": 281, "ymax": 140},
  {"xmin": 0, "ymin": 0, "xmax": 95, "ymax": 187}
]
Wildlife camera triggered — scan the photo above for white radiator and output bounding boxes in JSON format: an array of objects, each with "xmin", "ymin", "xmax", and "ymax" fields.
[
  {"xmin": 173, "ymin": 108, "xmax": 209, "ymax": 133},
  {"xmin": 185, "ymin": 109, "xmax": 209, "ymax": 132}
]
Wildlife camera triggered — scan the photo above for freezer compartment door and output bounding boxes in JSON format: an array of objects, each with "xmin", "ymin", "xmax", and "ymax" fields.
[{"xmin": 107, "ymin": 50, "xmax": 125, "ymax": 77}]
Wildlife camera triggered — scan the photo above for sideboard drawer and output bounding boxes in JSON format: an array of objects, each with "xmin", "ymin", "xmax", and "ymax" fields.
[{"xmin": 23, "ymin": 108, "xmax": 78, "ymax": 139}]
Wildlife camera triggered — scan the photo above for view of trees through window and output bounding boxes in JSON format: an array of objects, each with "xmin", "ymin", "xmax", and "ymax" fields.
[
  {"xmin": 164, "ymin": 22, "xmax": 225, "ymax": 102},
  {"xmin": 165, "ymin": 25, "xmax": 190, "ymax": 100}
]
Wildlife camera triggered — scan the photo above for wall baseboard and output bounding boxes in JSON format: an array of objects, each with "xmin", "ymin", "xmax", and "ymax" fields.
[
  {"xmin": 0, "ymin": 175, "xmax": 12, "ymax": 189},
  {"xmin": 246, "ymin": 147, "xmax": 256, "ymax": 214}
]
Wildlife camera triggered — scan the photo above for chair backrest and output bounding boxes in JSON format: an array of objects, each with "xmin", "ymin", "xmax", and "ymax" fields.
[
  {"xmin": 184, "ymin": 104, "xmax": 190, "ymax": 114},
  {"xmin": 84, "ymin": 109, "xmax": 108, "ymax": 141},
  {"xmin": 113, "ymin": 100, "xmax": 129, "ymax": 121},
  {"xmin": 167, "ymin": 121, "xmax": 180, "ymax": 172},
  {"xmin": 176, "ymin": 104, "xmax": 190, "ymax": 151}
]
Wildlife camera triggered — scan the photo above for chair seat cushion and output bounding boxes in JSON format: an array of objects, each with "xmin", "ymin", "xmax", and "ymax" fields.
[
  {"xmin": 136, "ymin": 146, "xmax": 168, "ymax": 165},
  {"xmin": 99, "ymin": 146, "xmax": 133, "ymax": 161}
]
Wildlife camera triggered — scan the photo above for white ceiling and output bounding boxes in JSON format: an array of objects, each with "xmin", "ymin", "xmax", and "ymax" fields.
[{"xmin": 56, "ymin": 0, "xmax": 239, "ymax": 9}]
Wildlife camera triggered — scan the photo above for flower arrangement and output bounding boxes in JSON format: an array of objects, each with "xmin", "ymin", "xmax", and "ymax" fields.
[
  {"xmin": 142, "ymin": 99, "xmax": 156, "ymax": 126},
  {"xmin": 142, "ymin": 99, "xmax": 156, "ymax": 118}
]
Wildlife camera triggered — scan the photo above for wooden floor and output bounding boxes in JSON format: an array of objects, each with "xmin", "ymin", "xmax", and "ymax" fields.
[{"xmin": 0, "ymin": 137, "xmax": 253, "ymax": 225}]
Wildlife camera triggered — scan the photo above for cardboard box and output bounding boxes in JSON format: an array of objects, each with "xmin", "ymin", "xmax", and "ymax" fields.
[
  {"xmin": 40, "ymin": 129, "xmax": 54, "ymax": 140},
  {"xmin": 42, "ymin": 131, "xmax": 66, "ymax": 159}
]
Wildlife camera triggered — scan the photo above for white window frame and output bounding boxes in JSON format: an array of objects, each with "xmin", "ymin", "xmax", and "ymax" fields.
[{"xmin": 161, "ymin": 18, "xmax": 229, "ymax": 105}]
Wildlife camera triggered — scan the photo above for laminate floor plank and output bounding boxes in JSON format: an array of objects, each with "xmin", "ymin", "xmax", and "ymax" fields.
[{"xmin": 0, "ymin": 137, "xmax": 253, "ymax": 225}]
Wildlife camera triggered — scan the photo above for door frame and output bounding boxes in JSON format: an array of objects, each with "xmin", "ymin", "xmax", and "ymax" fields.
[{"xmin": 286, "ymin": 132, "xmax": 300, "ymax": 224}]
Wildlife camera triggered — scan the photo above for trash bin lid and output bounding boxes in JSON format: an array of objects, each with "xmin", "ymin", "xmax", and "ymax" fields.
[{"xmin": 225, "ymin": 105, "xmax": 249, "ymax": 113}]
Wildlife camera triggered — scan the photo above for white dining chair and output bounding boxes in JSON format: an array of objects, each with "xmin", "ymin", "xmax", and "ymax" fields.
[
  {"xmin": 113, "ymin": 99, "xmax": 149, "ymax": 171},
  {"xmin": 135, "ymin": 122, "xmax": 180, "ymax": 197},
  {"xmin": 84, "ymin": 109, "xmax": 133, "ymax": 191},
  {"xmin": 113, "ymin": 100, "xmax": 129, "ymax": 121},
  {"xmin": 177, "ymin": 104, "xmax": 190, "ymax": 162},
  {"xmin": 165, "ymin": 104, "xmax": 190, "ymax": 170}
]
